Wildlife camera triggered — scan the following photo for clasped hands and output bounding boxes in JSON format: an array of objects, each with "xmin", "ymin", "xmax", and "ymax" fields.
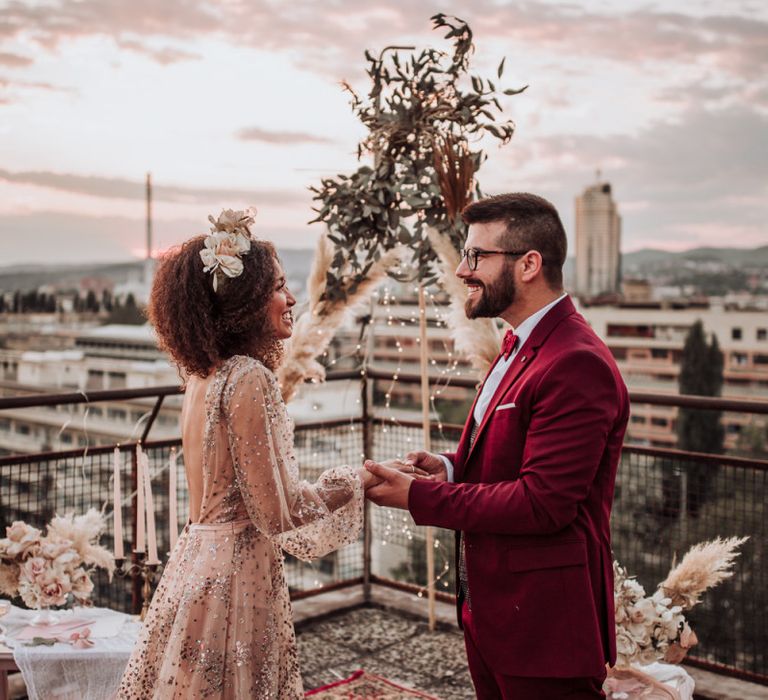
[{"xmin": 357, "ymin": 451, "xmax": 447, "ymax": 510}]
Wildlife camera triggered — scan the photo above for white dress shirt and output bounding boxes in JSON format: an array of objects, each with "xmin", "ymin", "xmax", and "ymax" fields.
[{"xmin": 441, "ymin": 294, "xmax": 568, "ymax": 482}]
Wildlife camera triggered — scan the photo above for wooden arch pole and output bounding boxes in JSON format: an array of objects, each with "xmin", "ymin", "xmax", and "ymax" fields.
[{"xmin": 418, "ymin": 284, "xmax": 436, "ymax": 630}]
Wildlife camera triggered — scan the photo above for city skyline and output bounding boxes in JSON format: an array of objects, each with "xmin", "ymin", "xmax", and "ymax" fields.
[{"xmin": 0, "ymin": 0, "xmax": 766, "ymax": 265}]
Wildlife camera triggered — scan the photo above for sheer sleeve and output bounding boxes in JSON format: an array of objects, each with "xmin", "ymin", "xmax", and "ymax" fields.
[{"xmin": 221, "ymin": 358, "xmax": 363, "ymax": 561}]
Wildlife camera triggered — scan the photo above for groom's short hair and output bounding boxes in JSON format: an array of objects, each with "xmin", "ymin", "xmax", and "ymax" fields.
[{"xmin": 462, "ymin": 193, "xmax": 567, "ymax": 289}]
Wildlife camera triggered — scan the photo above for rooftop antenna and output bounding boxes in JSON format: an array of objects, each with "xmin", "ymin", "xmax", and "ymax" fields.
[{"xmin": 595, "ymin": 167, "xmax": 602, "ymax": 183}]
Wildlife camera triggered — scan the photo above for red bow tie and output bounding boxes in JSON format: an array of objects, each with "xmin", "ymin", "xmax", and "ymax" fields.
[{"xmin": 501, "ymin": 330, "xmax": 519, "ymax": 359}]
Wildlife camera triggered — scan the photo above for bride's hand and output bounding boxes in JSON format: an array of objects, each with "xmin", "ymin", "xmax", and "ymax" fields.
[{"xmin": 359, "ymin": 467, "xmax": 383, "ymax": 490}]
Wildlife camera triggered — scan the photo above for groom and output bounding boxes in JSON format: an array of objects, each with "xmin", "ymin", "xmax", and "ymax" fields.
[{"xmin": 365, "ymin": 193, "xmax": 629, "ymax": 699}]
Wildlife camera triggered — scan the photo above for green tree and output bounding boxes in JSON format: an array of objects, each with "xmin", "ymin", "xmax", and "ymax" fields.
[
  {"xmin": 85, "ymin": 290, "xmax": 99, "ymax": 313},
  {"xmin": 390, "ymin": 534, "xmax": 456, "ymax": 592},
  {"xmin": 735, "ymin": 421, "xmax": 768, "ymax": 458},
  {"xmin": 107, "ymin": 293, "xmax": 145, "ymax": 325},
  {"xmin": 676, "ymin": 320, "xmax": 724, "ymax": 516}
]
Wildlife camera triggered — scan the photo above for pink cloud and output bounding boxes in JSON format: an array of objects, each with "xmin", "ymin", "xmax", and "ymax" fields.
[
  {"xmin": 236, "ymin": 126, "xmax": 334, "ymax": 145},
  {"xmin": 0, "ymin": 168, "xmax": 307, "ymax": 205},
  {"xmin": 1, "ymin": 2, "xmax": 761, "ymax": 82},
  {"xmin": 0, "ymin": 51, "xmax": 32, "ymax": 67},
  {"xmin": 116, "ymin": 39, "xmax": 202, "ymax": 64}
]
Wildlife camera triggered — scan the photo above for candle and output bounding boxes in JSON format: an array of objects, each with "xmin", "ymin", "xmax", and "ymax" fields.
[
  {"xmin": 142, "ymin": 450, "xmax": 161, "ymax": 565},
  {"xmin": 113, "ymin": 446, "xmax": 124, "ymax": 560},
  {"xmin": 134, "ymin": 444, "xmax": 145, "ymax": 554},
  {"xmin": 169, "ymin": 447, "xmax": 178, "ymax": 551}
]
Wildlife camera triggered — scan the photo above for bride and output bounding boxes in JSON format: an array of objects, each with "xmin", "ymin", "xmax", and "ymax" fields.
[{"xmin": 118, "ymin": 210, "xmax": 374, "ymax": 698}]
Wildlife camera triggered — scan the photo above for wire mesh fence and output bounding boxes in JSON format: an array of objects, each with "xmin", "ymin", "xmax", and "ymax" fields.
[
  {"xmin": 613, "ymin": 447, "xmax": 767, "ymax": 680},
  {"xmin": 1, "ymin": 384, "xmax": 766, "ymax": 682},
  {"xmin": 0, "ymin": 441, "xmax": 182, "ymax": 614},
  {"xmin": 367, "ymin": 419, "xmax": 460, "ymax": 596}
]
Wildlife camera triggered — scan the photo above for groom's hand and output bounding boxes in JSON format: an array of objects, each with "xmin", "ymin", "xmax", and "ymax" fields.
[
  {"xmin": 404, "ymin": 451, "xmax": 448, "ymax": 482},
  {"xmin": 380, "ymin": 457, "xmax": 433, "ymax": 479},
  {"xmin": 364, "ymin": 461, "xmax": 413, "ymax": 510}
]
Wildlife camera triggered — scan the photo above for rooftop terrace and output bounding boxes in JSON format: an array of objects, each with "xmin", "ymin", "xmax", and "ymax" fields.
[{"xmin": 1, "ymin": 371, "xmax": 767, "ymax": 698}]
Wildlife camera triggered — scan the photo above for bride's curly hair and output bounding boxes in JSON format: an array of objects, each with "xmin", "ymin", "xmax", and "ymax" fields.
[{"xmin": 148, "ymin": 236, "xmax": 283, "ymax": 378}]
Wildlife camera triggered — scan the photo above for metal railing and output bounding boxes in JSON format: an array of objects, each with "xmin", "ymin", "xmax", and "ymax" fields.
[{"xmin": 0, "ymin": 372, "xmax": 766, "ymax": 684}]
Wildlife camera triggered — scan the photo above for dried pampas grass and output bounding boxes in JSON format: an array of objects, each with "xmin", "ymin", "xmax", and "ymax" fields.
[
  {"xmin": 427, "ymin": 227, "xmax": 500, "ymax": 373},
  {"xmin": 278, "ymin": 233, "xmax": 400, "ymax": 402},
  {"xmin": 660, "ymin": 536, "xmax": 748, "ymax": 610},
  {"xmin": 47, "ymin": 508, "xmax": 116, "ymax": 579},
  {"xmin": 0, "ymin": 561, "xmax": 19, "ymax": 596}
]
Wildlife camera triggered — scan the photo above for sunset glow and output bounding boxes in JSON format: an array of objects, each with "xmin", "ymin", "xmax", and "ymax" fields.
[{"xmin": 0, "ymin": 1, "xmax": 766, "ymax": 265}]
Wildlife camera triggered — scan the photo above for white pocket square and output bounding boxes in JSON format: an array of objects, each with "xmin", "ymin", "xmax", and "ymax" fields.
[{"xmin": 495, "ymin": 402, "xmax": 516, "ymax": 411}]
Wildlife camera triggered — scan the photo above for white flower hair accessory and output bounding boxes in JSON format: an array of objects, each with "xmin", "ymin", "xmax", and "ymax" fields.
[{"xmin": 199, "ymin": 207, "xmax": 256, "ymax": 291}]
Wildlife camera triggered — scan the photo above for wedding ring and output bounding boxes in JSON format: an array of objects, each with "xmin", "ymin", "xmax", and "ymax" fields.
[{"xmin": 410, "ymin": 465, "xmax": 415, "ymax": 473}]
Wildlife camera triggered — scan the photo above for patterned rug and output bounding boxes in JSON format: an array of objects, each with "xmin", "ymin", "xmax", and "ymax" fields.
[{"xmin": 306, "ymin": 670, "xmax": 440, "ymax": 699}]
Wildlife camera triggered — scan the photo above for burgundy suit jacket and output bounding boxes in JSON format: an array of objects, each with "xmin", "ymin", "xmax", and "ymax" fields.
[{"xmin": 409, "ymin": 296, "xmax": 629, "ymax": 679}]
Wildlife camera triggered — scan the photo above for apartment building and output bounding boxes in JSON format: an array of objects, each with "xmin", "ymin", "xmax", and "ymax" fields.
[
  {"xmin": 0, "ymin": 324, "xmax": 181, "ymax": 455},
  {"xmin": 580, "ymin": 301, "xmax": 768, "ymax": 450},
  {"xmin": 348, "ymin": 290, "xmax": 768, "ymax": 452},
  {"xmin": 575, "ymin": 181, "xmax": 622, "ymax": 297}
]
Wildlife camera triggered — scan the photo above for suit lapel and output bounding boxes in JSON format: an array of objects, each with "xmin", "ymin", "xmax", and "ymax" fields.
[
  {"xmin": 462, "ymin": 297, "xmax": 577, "ymax": 466},
  {"xmin": 454, "ymin": 354, "xmax": 504, "ymax": 476}
]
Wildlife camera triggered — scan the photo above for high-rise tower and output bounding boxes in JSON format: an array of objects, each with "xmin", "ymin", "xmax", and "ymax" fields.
[{"xmin": 575, "ymin": 178, "xmax": 622, "ymax": 297}]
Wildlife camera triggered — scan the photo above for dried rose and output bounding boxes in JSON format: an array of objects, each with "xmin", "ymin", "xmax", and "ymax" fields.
[
  {"xmin": 21, "ymin": 556, "xmax": 48, "ymax": 581},
  {"xmin": 1, "ymin": 522, "xmax": 42, "ymax": 558},
  {"xmin": 70, "ymin": 567, "xmax": 94, "ymax": 599}
]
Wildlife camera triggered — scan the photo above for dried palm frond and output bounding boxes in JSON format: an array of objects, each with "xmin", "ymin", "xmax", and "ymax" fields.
[
  {"xmin": 433, "ymin": 134, "xmax": 475, "ymax": 224},
  {"xmin": 306, "ymin": 231, "xmax": 332, "ymax": 312},
  {"xmin": 0, "ymin": 562, "xmax": 19, "ymax": 596},
  {"xmin": 427, "ymin": 227, "xmax": 500, "ymax": 373},
  {"xmin": 278, "ymin": 234, "xmax": 400, "ymax": 402},
  {"xmin": 659, "ymin": 536, "xmax": 748, "ymax": 610}
]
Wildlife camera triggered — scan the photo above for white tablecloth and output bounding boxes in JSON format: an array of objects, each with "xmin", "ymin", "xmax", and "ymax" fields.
[
  {"xmin": 0, "ymin": 605, "xmax": 139, "ymax": 700},
  {"xmin": 605, "ymin": 662, "xmax": 695, "ymax": 700}
]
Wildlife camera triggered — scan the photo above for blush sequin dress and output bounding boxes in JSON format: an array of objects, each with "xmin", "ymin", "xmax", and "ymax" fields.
[{"xmin": 117, "ymin": 356, "xmax": 364, "ymax": 699}]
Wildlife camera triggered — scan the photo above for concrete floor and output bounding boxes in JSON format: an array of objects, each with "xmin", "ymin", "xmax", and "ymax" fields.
[
  {"xmin": 293, "ymin": 586, "xmax": 768, "ymax": 700},
  {"xmin": 296, "ymin": 606, "xmax": 474, "ymax": 699}
]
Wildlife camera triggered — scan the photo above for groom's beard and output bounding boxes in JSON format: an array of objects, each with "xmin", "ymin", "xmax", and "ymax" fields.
[{"xmin": 464, "ymin": 270, "xmax": 516, "ymax": 319}]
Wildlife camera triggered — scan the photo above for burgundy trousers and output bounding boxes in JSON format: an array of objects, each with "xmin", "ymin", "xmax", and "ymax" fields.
[{"xmin": 462, "ymin": 604, "xmax": 607, "ymax": 699}]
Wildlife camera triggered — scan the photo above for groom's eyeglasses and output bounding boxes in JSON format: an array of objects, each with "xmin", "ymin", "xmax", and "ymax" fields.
[{"xmin": 460, "ymin": 247, "xmax": 527, "ymax": 271}]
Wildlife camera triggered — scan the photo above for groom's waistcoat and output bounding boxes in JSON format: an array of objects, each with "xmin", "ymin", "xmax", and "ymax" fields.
[{"xmin": 409, "ymin": 297, "xmax": 629, "ymax": 679}]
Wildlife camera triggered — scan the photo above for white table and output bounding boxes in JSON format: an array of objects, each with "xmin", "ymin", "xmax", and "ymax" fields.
[
  {"xmin": 605, "ymin": 662, "xmax": 695, "ymax": 700},
  {"xmin": 0, "ymin": 605, "xmax": 140, "ymax": 700}
]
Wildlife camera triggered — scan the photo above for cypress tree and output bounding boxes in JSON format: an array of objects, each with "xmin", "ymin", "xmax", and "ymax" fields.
[{"xmin": 676, "ymin": 320, "xmax": 724, "ymax": 516}]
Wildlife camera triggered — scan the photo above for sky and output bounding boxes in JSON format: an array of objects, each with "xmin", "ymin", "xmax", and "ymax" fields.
[{"xmin": 0, "ymin": 0, "xmax": 766, "ymax": 265}]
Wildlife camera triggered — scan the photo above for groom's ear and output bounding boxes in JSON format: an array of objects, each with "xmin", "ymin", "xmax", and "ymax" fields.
[{"xmin": 519, "ymin": 250, "xmax": 544, "ymax": 283}]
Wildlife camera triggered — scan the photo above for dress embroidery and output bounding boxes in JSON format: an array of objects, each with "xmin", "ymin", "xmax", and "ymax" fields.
[{"xmin": 117, "ymin": 356, "xmax": 364, "ymax": 699}]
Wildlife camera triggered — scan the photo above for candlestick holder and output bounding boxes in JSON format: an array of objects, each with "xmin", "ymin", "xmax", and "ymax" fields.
[{"xmin": 114, "ymin": 553, "xmax": 163, "ymax": 621}]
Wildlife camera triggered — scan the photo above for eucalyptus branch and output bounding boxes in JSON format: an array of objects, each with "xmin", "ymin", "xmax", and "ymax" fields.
[{"xmin": 310, "ymin": 13, "xmax": 526, "ymax": 301}]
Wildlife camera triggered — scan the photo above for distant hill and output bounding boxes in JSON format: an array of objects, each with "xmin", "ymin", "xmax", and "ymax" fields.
[
  {"xmin": 0, "ymin": 261, "xmax": 146, "ymax": 293},
  {"xmin": 2, "ymin": 245, "xmax": 764, "ymax": 295},
  {"xmin": 622, "ymin": 245, "xmax": 768, "ymax": 270},
  {"xmin": 0, "ymin": 248, "xmax": 317, "ymax": 295}
]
